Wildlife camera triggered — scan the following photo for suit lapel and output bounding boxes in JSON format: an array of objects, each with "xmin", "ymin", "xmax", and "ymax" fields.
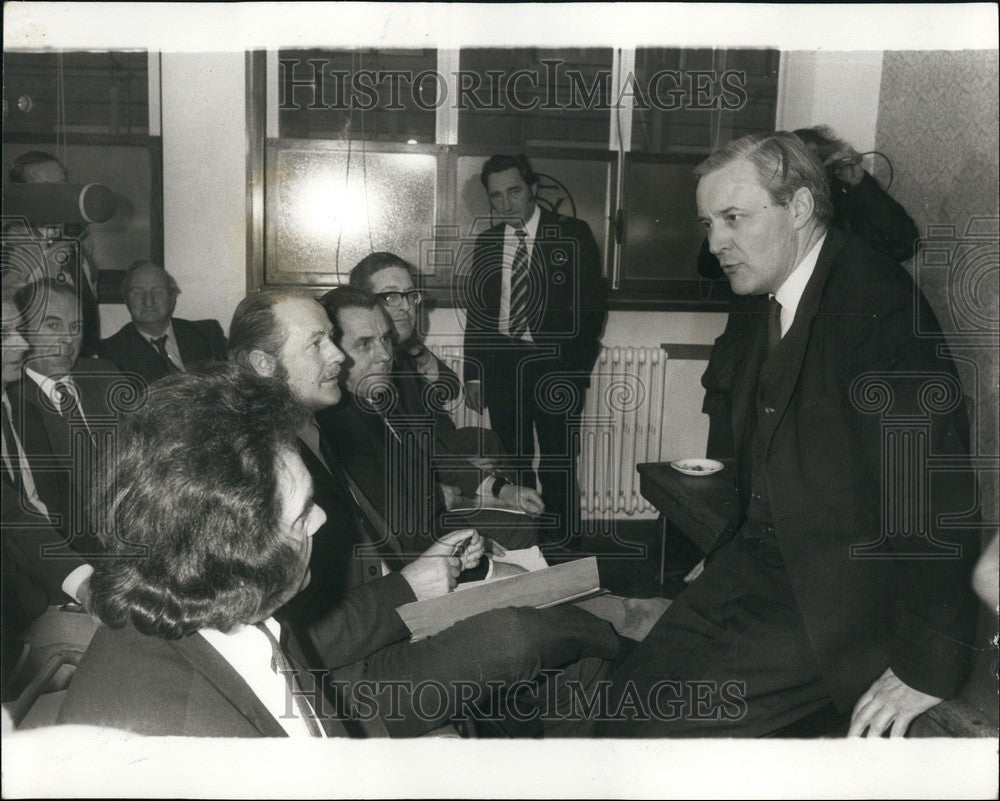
[
  {"xmin": 730, "ymin": 295, "xmax": 769, "ymax": 454},
  {"xmin": 169, "ymin": 632, "xmax": 288, "ymax": 737},
  {"xmin": 172, "ymin": 318, "xmax": 207, "ymax": 363},
  {"xmin": 757, "ymin": 231, "xmax": 845, "ymax": 450},
  {"xmin": 125, "ymin": 322, "xmax": 173, "ymax": 372}
]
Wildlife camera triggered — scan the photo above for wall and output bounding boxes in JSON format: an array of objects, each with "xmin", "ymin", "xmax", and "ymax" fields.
[
  {"xmin": 776, "ymin": 50, "xmax": 884, "ymax": 152},
  {"xmin": 101, "ymin": 52, "xmax": 248, "ymax": 336}
]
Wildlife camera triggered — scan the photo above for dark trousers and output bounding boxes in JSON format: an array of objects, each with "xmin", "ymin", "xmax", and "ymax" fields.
[
  {"xmin": 345, "ymin": 605, "xmax": 618, "ymax": 737},
  {"xmin": 485, "ymin": 342, "xmax": 587, "ymax": 545},
  {"xmin": 595, "ymin": 531, "xmax": 831, "ymax": 737}
]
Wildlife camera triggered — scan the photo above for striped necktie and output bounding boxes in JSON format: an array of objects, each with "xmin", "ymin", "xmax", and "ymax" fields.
[{"xmin": 508, "ymin": 228, "xmax": 530, "ymax": 340}]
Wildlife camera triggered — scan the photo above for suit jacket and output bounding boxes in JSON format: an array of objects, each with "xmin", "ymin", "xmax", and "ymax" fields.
[
  {"xmin": 460, "ymin": 208, "xmax": 606, "ymax": 391},
  {"xmin": 57, "ymin": 623, "xmax": 347, "ymax": 736},
  {"xmin": 715, "ymin": 228, "xmax": 979, "ymax": 711},
  {"xmin": 6, "ymin": 359, "xmax": 134, "ymax": 558},
  {"xmin": 280, "ymin": 440, "xmax": 414, "ymax": 678},
  {"xmin": 98, "ymin": 317, "xmax": 227, "ymax": 386},
  {"xmin": 1, "ymin": 474, "xmax": 86, "ymax": 696}
]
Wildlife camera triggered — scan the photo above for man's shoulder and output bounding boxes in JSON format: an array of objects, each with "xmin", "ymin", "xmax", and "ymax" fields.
[
  {"xmin": 538, "ymin": 208, "xmax": 593, "ymax": 237},
  {"xmin": 173, "ymin": 317, "xmax": 225, "ymax": 335},
  {"xmin": 71, "ymin": 357, "xmax": 122, "ymax": 379},
  {"xmin": 101, "ymin": 322, "xmax": 141, "ymax": 348},
  {"xmin": 823, "ymin": 231, "xmax": 918, "ymax": 312}
]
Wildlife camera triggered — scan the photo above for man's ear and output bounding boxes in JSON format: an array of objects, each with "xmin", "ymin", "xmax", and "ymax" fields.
[
  {"xmin": 788, "ymin": 186, "xmax": 816, "ymax": 230},
  {"xmin": 248, "ymin": 349, "xmax": 276, "ymax": 377}
]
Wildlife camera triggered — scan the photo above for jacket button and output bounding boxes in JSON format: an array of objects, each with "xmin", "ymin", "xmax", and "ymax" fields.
[
  {"xmin": 764, "ymin": 406, "xmax": 775, "ymax": 415},
  {"xmin": 752, "ymin": 491, "xmax": 762, "ymax": 501},
  {"xmin": 367, "ymin": 565, "xmax": 377, "ymax": 576}
]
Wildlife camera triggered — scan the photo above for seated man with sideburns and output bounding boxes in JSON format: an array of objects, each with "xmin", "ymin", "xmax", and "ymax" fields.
[{"xmin": 58, "ymin": 364, "xmax": 349, "ymax": 737}]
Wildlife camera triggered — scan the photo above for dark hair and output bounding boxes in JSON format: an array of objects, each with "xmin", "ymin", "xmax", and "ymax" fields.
[
  {"xmin": 349, "ymin": 252, "xmax": 414, "ymax": 292},
  {"xmin": 480, "ymin": 154, "xmax": 538, "ymax": 190},
  {"xmin": 791, "ymin": 125, "xmax": 845, "ymax": 164},
  {"xmin": 694, "ymin": 132, "xmax": 834, "ymax": 225},
  {"xmin": 121, "ymin": 260, "xmax": 181, "ymax": 301},
  {"xmin": 228, "ymin": 290, "xmax": 293, "ymax": 373},
  {"xmin": 88, "ymin": 363, "xmax": 310, "ymax": 638},
  {"xmin": 13, "ymin": 277, "xmax": 80, "ymax": 333},
  {"xmin": 9, "ymin": 151, "xmax": 66, "ymax": 183},
  {"xmin": 319, "ymin": 285, "xmax": 379, "ymax": 346}
]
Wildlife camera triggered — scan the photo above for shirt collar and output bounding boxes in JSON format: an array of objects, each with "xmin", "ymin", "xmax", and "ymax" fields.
[
  {"xmin": 24, "ymin": 367, "xmax": 77, "ymax": 406},
  {"xmin": 142, "ymin": 320, "xmax": 176, "ymax": 345},
  {"xmin": 773, "ymin": 233, "xmax": 826, "ymax": 321},
  {"xmin": 505, "ymin": 202, "xmax": 541, "ymax": 240}
]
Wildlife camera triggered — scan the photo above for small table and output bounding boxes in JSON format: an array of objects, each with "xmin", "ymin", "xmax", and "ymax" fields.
[{"xmin": 636, "ymin": 460, "xmax": 740, "ymax": 586}]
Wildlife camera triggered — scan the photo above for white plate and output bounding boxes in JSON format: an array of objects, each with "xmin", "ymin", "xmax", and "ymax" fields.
[{"xmin": 670, "ymin": 458, "xmax": 724, "ymax": 477}]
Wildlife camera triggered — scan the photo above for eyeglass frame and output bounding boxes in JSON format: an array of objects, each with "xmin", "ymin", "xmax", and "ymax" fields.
[{"xmin": 373, "ymin": 289, "xmax": 422, "ymax": 309}]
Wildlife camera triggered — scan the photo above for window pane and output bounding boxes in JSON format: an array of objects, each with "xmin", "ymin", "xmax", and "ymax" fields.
[
  {"xmin": 4, "ymin": 51, "xmax": 148, "ymax": 136},
  {"xmin": 453, "ymin": 154, "xmax": 611, "ymax": 266},
  {"xmin": 278, "ymin": 49, "xmax": 438, "ymax": 144},
  {"xmin": 458, "ymin": 48, "xmax": 613, "ymax": 149},
  {"xmin": 266, "ymin": 145, "xmax": 437, "ymax": 282},
  {"xmin": 631, "ymin": 48, "xmax": 779, "ymax": 155},
  {"xmin": 620, "ymin": 157, "xmax": 703, "ymax": 281}
]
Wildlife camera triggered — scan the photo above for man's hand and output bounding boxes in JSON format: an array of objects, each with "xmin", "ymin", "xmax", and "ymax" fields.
[
  {"xmin": 498, "ymin": 483, "xmax": 545, "ymax": 515},
  {"xmin": 399, "ymin": 529, "xmax": 470, "ymax": 600},
  {"xmin": 464, "ymin": 381, "xmax": 483, "ymax": 413},
  {"xmin": 452, "ymin": 529, "xmax": 485, "ymax": 571},
  {"xmin": 439, "ymin": 483, "xmax": 462, "ymax": 511},
  {"xmin": 848, "ymin": 667, "xmax": 942, "ymax": 737}
]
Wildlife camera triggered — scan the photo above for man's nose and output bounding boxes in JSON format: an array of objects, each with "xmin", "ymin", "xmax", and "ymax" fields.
[
  {"xmin": 321, "ymin": 339, "xmax": 345, "ymax": 365},
  {"xmin": 706, "ymin": 225, "xmax": 730, "ymax": 255}
]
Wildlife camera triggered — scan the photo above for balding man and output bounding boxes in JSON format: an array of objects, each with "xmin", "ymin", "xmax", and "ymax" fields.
[
  {"xmin": 599, "ymin": 133, "xmax": 979, "ymax": 738},
  {"xmin": 99, "ymin": 261, "xmax": 226, "ymax": 385}
]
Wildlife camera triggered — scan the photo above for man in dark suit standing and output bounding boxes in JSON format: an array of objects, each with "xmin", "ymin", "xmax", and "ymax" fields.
[
  {"xmin": 459, "ymin": 155, "xmax": 606, "ymax": 543},
  {"xmin": 58, "ymin": 364, "xmax": 349, "ymax": 737},
  {"xmin": 598, "ymin": 133, "xmax": 979, "ymax": 737},
  {"xmin": 99, "ymin": 260, "xmax": 227, "ymax": 386}
]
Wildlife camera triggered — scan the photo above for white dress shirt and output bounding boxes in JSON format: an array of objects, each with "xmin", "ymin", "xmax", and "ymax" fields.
[
  {"xmin": 200, "ymin": 617, "xmax": 325, "ymax": 738},
  {"xmin": 772, "ymin": 233, "xmax": 827, "ymax": 337},
  {"xmin": 499, "ymin": 203, "xmax": 541, "ymax": 340}
]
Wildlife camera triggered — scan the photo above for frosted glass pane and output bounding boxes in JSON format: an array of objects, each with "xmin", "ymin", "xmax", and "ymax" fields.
[{"xmin": 267, "ymin": 147, "xmax": 437, "ymax": 281}]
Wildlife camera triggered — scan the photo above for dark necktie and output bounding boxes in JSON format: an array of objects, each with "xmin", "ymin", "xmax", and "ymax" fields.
[
  {"xmin": 52, "ymin": 380, "xmax": 78, "ymax": 416},
  {"xmin": 767, "ymin": 296, "xmax": 783, "ymax": 353},
  {"xmin": 254, "ymin": 622, "xmax": 323, "ymax": 737},
  {"xmin": 508, "ymin": 228, "xmax": 530, "ymax": 340},
  {"xmin": 151, "ymin": 335, "xmax": 178, "ymax": 371}
]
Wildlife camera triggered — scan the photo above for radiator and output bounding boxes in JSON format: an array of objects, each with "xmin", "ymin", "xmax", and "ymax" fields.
[{"xmin": 428, "ymin": 344, "xmax": 670, "ymax": 516}]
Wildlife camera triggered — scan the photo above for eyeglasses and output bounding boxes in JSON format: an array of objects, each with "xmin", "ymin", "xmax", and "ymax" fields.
[{"xmin": 374, "ymin": 289, "xmax": 421, "ymax": 309}]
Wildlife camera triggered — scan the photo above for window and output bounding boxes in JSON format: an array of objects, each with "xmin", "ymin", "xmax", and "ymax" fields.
[
  {"xmin": 251, "ymin": 46, "xmax": 778, "ymax": 309},
  {"xmin": 2, "ymin": 51, "xmax": 162, "ymax": 301}
]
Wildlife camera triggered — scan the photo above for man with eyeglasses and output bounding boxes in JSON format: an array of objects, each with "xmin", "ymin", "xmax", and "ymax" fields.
[
  {"xmin": 99, "ymin": 260, "xmax": 227, "ymax": 386},
  {"xmin": 350, "ymin": 252, "xmax": 545, "ymax": 520}
]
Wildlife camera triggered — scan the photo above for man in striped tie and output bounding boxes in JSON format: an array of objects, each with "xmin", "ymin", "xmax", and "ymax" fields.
[{"xmin": 460, "ymin": 155, "xmax": 607, "ymax": 547}]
